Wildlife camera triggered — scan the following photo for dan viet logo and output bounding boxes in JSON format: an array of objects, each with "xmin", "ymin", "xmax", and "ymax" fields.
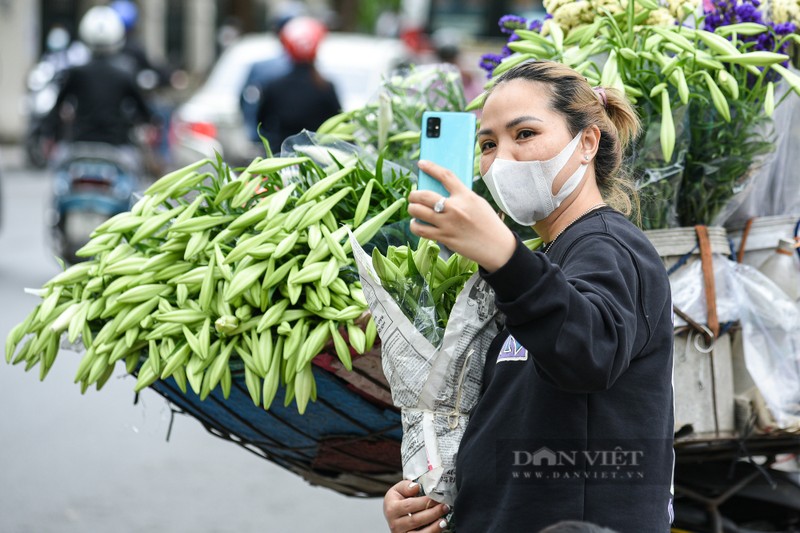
[
  {"xmin": 513, "ymin": 446, "xmax": 645, "ymax": 468},
  {"xmin": 498, "ymin": 439, "xmax": 672, "ymax": 485},
  {"xmin": 507, "ymin": 446, "xmax": 647, "ymax": 482}
]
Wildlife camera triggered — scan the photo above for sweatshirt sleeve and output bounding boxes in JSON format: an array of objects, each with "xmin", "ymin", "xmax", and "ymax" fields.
[{"xmin": 481, "ymin": 234, "xmax": 640, "ymax": 393}]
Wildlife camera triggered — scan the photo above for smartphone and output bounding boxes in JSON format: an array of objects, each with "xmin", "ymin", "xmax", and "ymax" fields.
[{"xmin": 418, "ymin": 111, "xmax": 477, "ymax": 198}]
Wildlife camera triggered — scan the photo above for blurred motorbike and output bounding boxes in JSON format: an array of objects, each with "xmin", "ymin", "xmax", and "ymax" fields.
[
  {"xmin": 26, "ymin": 61, "xmax": 171, "ymax": 173},
  {"xmin": 47, "ymin": 142, "xmax": 140, "ymax": 264}
]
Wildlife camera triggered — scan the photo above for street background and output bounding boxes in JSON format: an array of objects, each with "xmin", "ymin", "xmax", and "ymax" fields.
[
  {"xmin": 0, "ymin": 2, "xmax": 531, "ymax": 531},
  {"xmin": 0, "ymin": 146, "xmax": 389, "ymax": 533}
]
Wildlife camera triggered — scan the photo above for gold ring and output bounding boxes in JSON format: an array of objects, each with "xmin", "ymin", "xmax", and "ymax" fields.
[{"xmin": 425, "ymin": 500, "xmax": 432, "ymax": 510}]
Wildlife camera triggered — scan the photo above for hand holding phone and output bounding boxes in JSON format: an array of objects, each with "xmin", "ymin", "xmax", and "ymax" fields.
[{"xmin": 418, "ymin": 111, "xmax": 477, "ymax": 198}]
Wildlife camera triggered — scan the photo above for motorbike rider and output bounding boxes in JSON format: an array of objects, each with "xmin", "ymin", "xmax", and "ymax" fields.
[
  {"xmin": 255, "ymin": 16, "xmax": 341, "ymax": 154},
  {"xmin": 44, "ymin": 5, "xmax": 153, "ymax": 172},
  {"xmin": 239, "ymin": 7, "xmax": 297, "ymax": 143}
]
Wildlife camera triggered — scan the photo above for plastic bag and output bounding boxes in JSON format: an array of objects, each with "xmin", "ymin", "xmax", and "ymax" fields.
[
  {"xmin": 670, "ymin": 256, "xmax": 741, "ymax": 326},
  {"xmin": 734, "ymin": 263, "xmax": 800, "ymax": 429},
  {"xmin": 629, "ymin": 103, "xmax": 690, "ymax": 230},
  {"xmin": 671, "ymin": 255, "xmax": 800, "ymax": 428},
  {"xmin": 384, "ymin": 268, "xmax": 443, "ymax": 347},
  {"xmin": 279, "ymin": 129, "xmax": 412, "ymax": 184},
  {"xmin": 726, "ymin": 76, "xmax": 800, "ymax": 225},
  {"xmin": 707, "ymin": 134, "xmax": 776, "ymax": 228},
  {"xmin": 679, "ymin": 98, "xmax": 776, "ymax": 227},
  {"xmin": 384, "ymin": 257, "xmax": 442, "ymax": 347}
]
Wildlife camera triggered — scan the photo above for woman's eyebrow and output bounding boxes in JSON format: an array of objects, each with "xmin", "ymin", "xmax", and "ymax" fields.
[
  {"xmin": 478, "ymin": 115, "xmax": 543, "ymax": 137},
  {"xmin": 506, "ymin": 115, "xmax": 542, "ymax": 129}
]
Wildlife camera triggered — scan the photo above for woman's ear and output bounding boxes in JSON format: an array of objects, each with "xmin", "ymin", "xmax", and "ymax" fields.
[{"xmin": 581, "ymin": 125, "xmax": 601, "ymax": 161}]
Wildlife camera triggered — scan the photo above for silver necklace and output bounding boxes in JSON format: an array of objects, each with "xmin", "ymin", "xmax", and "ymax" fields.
[{"xmin": 543, "ymin": 203, "xmax": 607, "ymax": 252}]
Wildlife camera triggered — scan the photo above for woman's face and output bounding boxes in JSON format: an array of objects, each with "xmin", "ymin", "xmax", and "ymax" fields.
[{"xmin": 478, "ymin": 78, "xmax": 583, "ymax": 189}]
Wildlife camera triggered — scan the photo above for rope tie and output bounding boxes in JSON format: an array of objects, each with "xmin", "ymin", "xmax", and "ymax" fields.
[{"xmin": 447, "ymin": 349, "xmax": 475, "ymax": 429}]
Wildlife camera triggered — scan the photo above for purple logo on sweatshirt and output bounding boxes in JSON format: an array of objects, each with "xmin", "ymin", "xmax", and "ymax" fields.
[{"xmin": 497, "ymin": 335, "xmax": 528, "ymax": 363}]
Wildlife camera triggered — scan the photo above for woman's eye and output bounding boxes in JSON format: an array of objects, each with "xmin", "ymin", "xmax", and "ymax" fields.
[
  {"xmin": 479, "ymin": 140, "xmax": 496, "ymax": 152},
  {"xmin": 517, "ymin": 129, "xmax": 536, "ymax": 140}
]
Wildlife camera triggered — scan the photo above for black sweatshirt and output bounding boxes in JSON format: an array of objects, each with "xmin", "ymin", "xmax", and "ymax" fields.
[
  {"xmin": 454, "ymin": 207, "xmax": 674, "ymax": 532},
  {"xmin": 47, "ymin": 56, "xmax": 152, "ymax": 145},
  {"xmin": 255, "ymin": 63, "xmax": 341, "ymax": 154}
]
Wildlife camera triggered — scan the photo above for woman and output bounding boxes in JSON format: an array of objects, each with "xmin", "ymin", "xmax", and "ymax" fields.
[{"xmin": 383, "ymin": 61, "xmax": 674, "ymax": 532}]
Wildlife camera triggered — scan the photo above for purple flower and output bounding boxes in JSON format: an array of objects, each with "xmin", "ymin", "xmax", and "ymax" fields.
[
  {"xmin": 498, "ymin": 14, "xmax": 528, "ymax": 35},
  {"xmin": 500, "ymin": 33, "xmax": 519, "ymax": 57},
  {"xmin": 733, "ymin": 3, "xmax": 763, "ymax": 23},
  {"xmin": 704, "ymin": 0, "xmax": 765, "ymax": 26},
  {"xmin": 480, "ymin": 53, "xmax": 506, "ymax": 79},
  {"xmin": 481, "ymin": 14, "xmax": 548, "ymax": 78},
  {"xmin": 705, "ymin": 13, "xmax": 723, "ymax": 27},
  {"xmin": 702, "ymin": 0, "xmax": 792, "ymax": 83},
  {"xmin": 756, "ymin": 32, "xmax": 773, "ymax": 50},
  {"xmin": 703, "ymin": 0, "xmax": 786, "ymax": 52}
]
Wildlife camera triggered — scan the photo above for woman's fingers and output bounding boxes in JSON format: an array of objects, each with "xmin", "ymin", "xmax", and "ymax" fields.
[
  {"xmin": 396, "ymin": 495, "xmax": 445, "ymax": 516},
  {"xmin": 384, "ymin": 482, "xmax": 425, "ymax": 532},
  {"xmin": 401, "ymin": 500, "xmax": 450, "ymax": 532},
  {"xmin": 408, "ymin": 163, "xmax": 517, "ymax": 270},
  {"xmin": 417, "ymin": 516, "xmax": 450, "ymax": 533},
  {"xmin": 408, "ymin": 161, "xmax": 475, "ymax": 226},
  {"xmin": 418, "ymin": 159, "xmax": 470, "ymax": 196},
  {"xmin": 395, "ymin": 480, "xmax": 422, "ymax": 498},
  {"xmin": 383, "ymin": 480, "xmax": 450, "ymax": 533},
  {"xmin": 384, "ymin": 481, "xmax": 419, "ymax": 522},
  {"xmin": 408, "ymin": 203, "xmax": 443, "ymax": 228}
]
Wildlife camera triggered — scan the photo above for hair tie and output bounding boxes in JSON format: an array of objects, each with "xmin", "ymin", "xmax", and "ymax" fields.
[{"xmin": 593, "ymin": 86, "xmax": 607, "ymax": 108}]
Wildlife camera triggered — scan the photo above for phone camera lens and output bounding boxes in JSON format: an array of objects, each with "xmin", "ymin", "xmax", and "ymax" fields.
[{"xmin": 426, "ymin": 117, "xmax": 441, "ymax": 138}]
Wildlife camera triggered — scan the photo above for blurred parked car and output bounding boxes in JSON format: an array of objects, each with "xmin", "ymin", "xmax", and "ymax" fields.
[{"xmin": 170, "ymin": 32, "xmax": 410, "ymax": 169}]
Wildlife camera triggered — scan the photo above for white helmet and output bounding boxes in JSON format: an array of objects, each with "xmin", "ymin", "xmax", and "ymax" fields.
[{"xmin": 79, "ymin": 6, "xmax": 125, "ymax": 54}]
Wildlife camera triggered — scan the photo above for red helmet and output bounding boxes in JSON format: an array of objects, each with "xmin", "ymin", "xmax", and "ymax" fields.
[{"xmin": 279, "ymin": 16, "xmax": 327, "ymax": 63}]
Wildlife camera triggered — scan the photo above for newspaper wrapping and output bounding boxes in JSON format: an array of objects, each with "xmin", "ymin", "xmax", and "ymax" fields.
[{"xmin": 350, "ymin": 234, "xmax": 501, "ymax": 505}]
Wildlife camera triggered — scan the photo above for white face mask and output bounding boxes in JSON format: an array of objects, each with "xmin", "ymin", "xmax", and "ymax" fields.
[{"xmin": 481, "ymin": 132, "xmax": 587, "ymax": 226}]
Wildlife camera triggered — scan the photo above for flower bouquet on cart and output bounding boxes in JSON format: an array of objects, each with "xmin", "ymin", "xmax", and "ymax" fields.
[
  {"xmin": 475, "ymin": 0, "xmax": 800, "ymax": 228},
  {"xmin": 4, "ymin": 148, "xmax": 414, "ymax": 495},
  {"xmin": 4, "ymin": 63, "xmax": 477, "ymax": 497}
]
